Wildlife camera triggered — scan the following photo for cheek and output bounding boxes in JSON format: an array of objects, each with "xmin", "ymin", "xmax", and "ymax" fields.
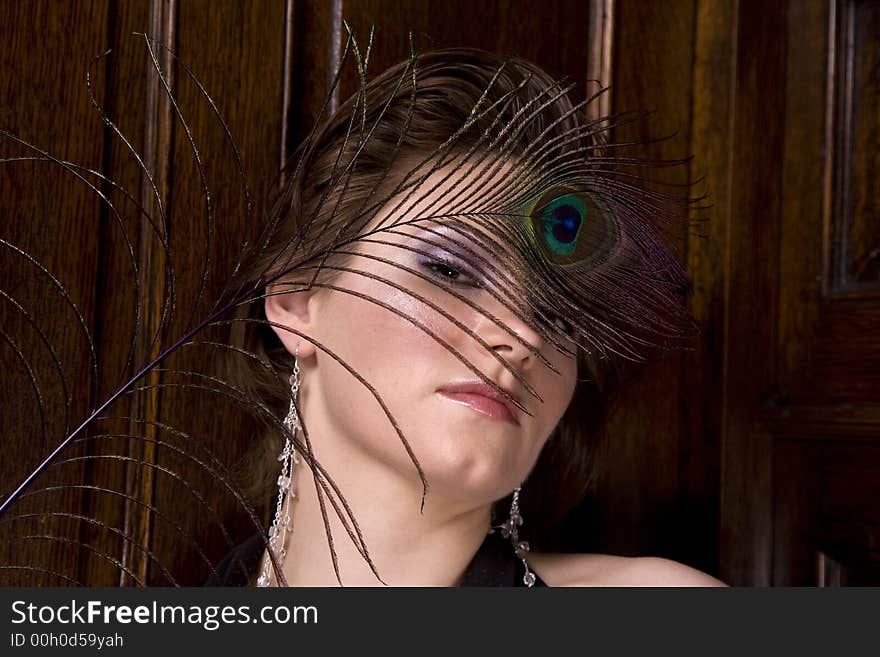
[{"xmin": 313, "ymin": 272, "xmax": 461, "ymax": 419}]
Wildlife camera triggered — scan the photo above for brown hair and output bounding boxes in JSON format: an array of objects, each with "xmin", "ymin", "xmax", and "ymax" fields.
[{"xmin": 224, "ymin": 47, "xmax": 689, "ymax": 550}]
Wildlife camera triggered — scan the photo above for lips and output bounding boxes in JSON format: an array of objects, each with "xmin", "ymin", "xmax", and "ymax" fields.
[{"xmin": 437, "ymin": 381, "xmax": 521, "ymax": 425}]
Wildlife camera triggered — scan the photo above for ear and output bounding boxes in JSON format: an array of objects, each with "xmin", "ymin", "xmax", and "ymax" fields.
[{"xmin": 264, "ymin": 282, "xmax": 319, "ymax": 359}]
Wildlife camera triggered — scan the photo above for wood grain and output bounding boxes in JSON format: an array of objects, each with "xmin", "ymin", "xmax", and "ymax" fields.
[
  {"xmin": 718, "ymin": 0, "xmax": 788, "ymax": 585},
  {"xmin": 0, "ymin": 0, "xmax": 112, "ymax": 586}
]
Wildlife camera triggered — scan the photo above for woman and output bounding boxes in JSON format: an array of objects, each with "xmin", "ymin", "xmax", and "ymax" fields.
[{"xmin": 216, "ymin": 45, "xmax": 724, "ymax": 587}]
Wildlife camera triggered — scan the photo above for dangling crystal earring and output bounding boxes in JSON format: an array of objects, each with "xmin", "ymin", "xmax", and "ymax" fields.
[
  {"xmin": 499, "ymin": 487, "xmax": 536, "ymax": 587},
  {"xmin": 256, "ymin": 349, "xmax": 301, "ymax": 587}
]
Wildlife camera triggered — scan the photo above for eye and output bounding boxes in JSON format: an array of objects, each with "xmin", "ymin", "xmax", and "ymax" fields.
[
  {"xmin": 553, "ymin": 317, "xmax": 574, "ymax": 335},
  {"xmin": 534, "ymin": 304, "xmax": 575, "ymax": 336},
  {"xmin": 550, "ymin": 316, "xmax": 575, "ymax": 336},
  {"xmin": 428, "ymin": 262, "xmax": 460, "ymax": 280},
  {"xmin": 420, "ymin": 257, "xmax": 480, "ymax": 288},
  {"xmin": 551, "ymin": 315, "xmax": 574, "ymax": 335}
]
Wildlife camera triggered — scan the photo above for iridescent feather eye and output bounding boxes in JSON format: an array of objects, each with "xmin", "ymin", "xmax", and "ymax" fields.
[{"xmin": 525, "ymin": 188, "xmax": 620, "ymax": 269}]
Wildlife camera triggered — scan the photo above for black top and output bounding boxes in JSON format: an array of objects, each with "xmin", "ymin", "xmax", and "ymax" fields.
[{"xmin": 205, "ymin": 529, "xmax": 547, "ymax": 587}]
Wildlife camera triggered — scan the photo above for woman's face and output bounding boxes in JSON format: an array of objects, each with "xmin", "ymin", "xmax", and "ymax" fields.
[{"xmin": 268, "ymin": 165, "xmax": 578, "ymax": 509}]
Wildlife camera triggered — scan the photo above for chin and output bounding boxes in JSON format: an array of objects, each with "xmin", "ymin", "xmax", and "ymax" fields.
[
  {"xmin": 354, "ymin": 394, "xmax": 539, "ymax": 506},
  {"xmin": 416, "ymin": 432, "xmax": 530, "ymax": 506}
]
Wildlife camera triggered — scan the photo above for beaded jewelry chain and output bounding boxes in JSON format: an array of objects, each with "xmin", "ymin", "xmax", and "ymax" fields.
[
  {"xmin": 497, "ymin": 487, "xmax": 536, "ymax": 587},
  {"xmin": 256, "ymin": 355, "xmax": 300, "ymax": 587}
]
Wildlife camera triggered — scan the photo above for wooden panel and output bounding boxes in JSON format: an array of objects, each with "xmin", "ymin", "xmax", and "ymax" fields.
[
  {"xmin": 586, "ymin": 0, "xmax": 615, "ymax": 121},
  {"xmin": 0, "ymin": 1, "xmax": 112, "ymax": 586},
  {"xmin": 777, "ymin": 0, "xmax": 828, "ymax": 400},
  {"xmin": 765, "ymin": 402, "xmax": 880, "ymax": 440},
  {"xmin": 829, "ymin": 0, "xmax": 880, "ymax": 291},
  {"xmin": 285, "ymin": 0, "xmax": 341, "ymax": 149},
  {"xmin": 286, "ymin": 0, "xmax": 595, "ymax": 150},
  {"xmin": 0, "ymin": 0, "xmax": 291, "ymax": 586},
  {"xmin": 78, "ymin": 0, "xmax": 154, "ymax": 588},
  {"xmin": 811, "ymin": 298, "xmax": 880, "ymax": 401},
  {"xmin": 718, "ymin": 0, "xmax": 789, "ymax": 586},
  {"xmin": 680, "ymin": 0, "xmax": 739, "ymax": 576},
  {"xmin": 143, "ymin": 0, "xmax": 291, "ymax": 585},
  {"xmin": 590, "ymin": 0, "xmax": 717, "ymax": 570},
  {"xmin": 779, "ymin": 0, "xmax": 880, "ymax": 402},
  {"xmin": 772, "ymin": 439, "xmax": 818, "ymax": 585},
  {"xmin": 760, "ymin": 0, "xmax": 880, "ymax": 586},
  {"xmin": 773, "ymin": 439, "xmax": 880, "ymax": 585},
  {"xmin": 335, "ymin": 0, "xmax": 592, "ymax": 103}
]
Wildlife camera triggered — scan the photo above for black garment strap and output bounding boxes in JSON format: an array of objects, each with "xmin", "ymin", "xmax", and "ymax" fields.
[
  {"xmin": 459, "ymin": 530, "xmax": 547, "ymax": 587},
  {"xmin": 205, "ymin": 529, "xmax": 547, "ymax": 587},
  {"xmin": 205, "ymin": 532, "xmax": 264, "ymax": 587}
]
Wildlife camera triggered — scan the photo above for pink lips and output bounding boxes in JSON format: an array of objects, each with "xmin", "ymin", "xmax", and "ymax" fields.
[{"xmin": 437, "ymin": 381, "xmax": 521, "ymax": 425}]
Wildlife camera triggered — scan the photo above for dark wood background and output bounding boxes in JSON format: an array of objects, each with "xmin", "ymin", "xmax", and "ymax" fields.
[{"xmin": 1, "ymin": 0, "xmax": 877, "ymax": 586}]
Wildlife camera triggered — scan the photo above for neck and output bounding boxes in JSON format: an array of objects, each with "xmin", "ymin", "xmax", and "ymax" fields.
[{"xmin": 276, "ymin": 456, "xmax": 492, "ymax": 586}]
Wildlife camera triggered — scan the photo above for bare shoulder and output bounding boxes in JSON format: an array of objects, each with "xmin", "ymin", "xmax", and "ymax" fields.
[{"xmin": 528, "ymin": 551, "xmax": 727, "ymax": 587}]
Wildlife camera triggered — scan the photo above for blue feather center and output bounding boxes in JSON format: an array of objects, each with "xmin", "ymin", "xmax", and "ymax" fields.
[{"xmin": 539, "ymin": 195, "xmax": 585, "ymax": 257}]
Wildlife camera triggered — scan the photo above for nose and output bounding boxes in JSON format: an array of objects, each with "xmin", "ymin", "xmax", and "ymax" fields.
[{"xmin": 473, "ymin": 292, "xmax": 545, "ymax": 372}]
